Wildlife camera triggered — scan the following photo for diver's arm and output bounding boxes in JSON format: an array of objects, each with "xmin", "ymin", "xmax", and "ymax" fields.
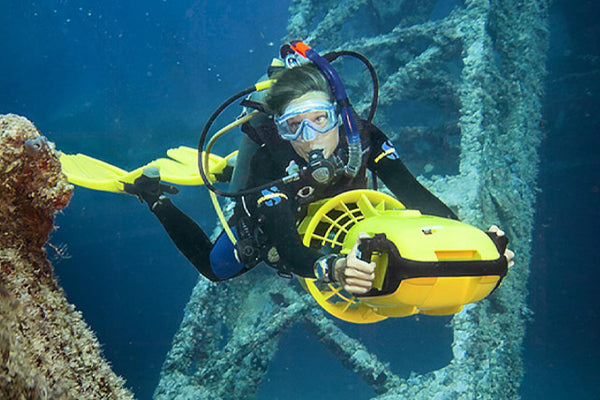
[
  {"xmin": 365, "ymin": 123, "xmax": 458, "ymax": 220},
  {"xmin": 124, "ymin": 169, "xmax": 219, "ymax": 281},
  {"xmin": 257, "ymin": 198, "xmax": 324, "ymax": 278},
  {"xmin": 150, "ymin": 197, "xmax": 219, "ymax": 281}
]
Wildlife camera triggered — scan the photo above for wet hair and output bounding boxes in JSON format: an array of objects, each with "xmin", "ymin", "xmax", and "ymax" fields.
[{"xmin": 265, "ymin": 64, "xmax": 333, "ymax": 115}]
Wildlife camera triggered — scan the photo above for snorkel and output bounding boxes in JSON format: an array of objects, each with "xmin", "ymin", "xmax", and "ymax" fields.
[{"xmin": 283, "ymin": 41, "xmax": 362, "ymax": 178}]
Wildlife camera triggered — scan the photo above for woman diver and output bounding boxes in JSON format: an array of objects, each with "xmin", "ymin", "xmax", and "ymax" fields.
[{"xmin": 126, "ymin": 45, "xmax": 514, "ymax": 295}]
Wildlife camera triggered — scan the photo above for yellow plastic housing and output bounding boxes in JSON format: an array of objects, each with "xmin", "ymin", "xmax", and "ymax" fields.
[{"xmin": 298, "ymin": 190, "xmax": 504, "ymax": 324}]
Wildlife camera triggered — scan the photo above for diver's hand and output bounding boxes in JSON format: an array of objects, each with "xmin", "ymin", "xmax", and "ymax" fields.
[
  {"xmin": 488, "ymin": 225, "xmax": 515, "ymax": 268},
  {"xmin": 123, "ymin": 166, "xmax": 178, "ymax": 208},
  {"xmin": 334, "ymin": 233, "xmax": 376, "ymax": 294}
]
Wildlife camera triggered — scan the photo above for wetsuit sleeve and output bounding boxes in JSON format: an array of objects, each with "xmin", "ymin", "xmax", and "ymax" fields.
[
  {"xmin": 256, "ymin": 197, "xmax": 323, "ymax": 278},
  {"xmin": 241, "ymin": 149, "xmax": 323, "ymax": 278},
  {"xmin": 150, "ymin": 197, "xmax": 220, "ymax": 281},
  {"xmin": 366, "ymin": 123, "xmax": 459, "ymax": 220}
]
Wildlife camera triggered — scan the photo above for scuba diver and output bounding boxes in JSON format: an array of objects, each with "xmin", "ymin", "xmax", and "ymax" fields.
[{"xmin": 124, "ymin": 43, "xmax": 514, "ymax": 295}]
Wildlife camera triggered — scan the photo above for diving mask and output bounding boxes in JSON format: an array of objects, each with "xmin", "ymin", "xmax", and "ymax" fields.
[{"xmin": 276, "ymin": 99, "xmax": 338, "ymax": 142}]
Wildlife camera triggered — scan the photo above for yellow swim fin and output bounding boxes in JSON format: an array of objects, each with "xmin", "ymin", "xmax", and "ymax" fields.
[
  {"xmin": 163, "ymin": 146, "xmax": 237, "ymax": 185},
  {"xmin": 59, "ymin": 146, "xmax": 237, "ymax": 193},
  {"xmin": 59, "ymin": 153, "xmax": 130, "ymax": 193}
]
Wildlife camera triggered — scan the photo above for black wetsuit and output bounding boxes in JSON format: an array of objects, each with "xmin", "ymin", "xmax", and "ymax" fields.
[{"xmin": 150, "ymin": 117, "xmax": 457, "ymax": 282}]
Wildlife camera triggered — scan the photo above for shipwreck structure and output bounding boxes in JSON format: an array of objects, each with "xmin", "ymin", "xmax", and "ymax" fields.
[{"xmin": 155, "ymin": 1, "xmax": 548, "ymax": 399}]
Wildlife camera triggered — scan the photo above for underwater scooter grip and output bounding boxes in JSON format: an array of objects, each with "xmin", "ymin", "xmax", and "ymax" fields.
[
  {"xmin": 485, "ymin": 231, "xmax": 509, "ymax": 255},
  {"xmin": 357, "ymin": 240, "xmax": 373, "ymax": 263},
  {"xmin": 356, "ymin": 233, "xmax": 399, "ymax": 263}
]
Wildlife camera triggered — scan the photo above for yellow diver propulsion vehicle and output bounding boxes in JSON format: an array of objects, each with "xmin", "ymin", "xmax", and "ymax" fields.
[{"xmin": 297, "ymin": 190, "xmax": 509, "ymax": 324}]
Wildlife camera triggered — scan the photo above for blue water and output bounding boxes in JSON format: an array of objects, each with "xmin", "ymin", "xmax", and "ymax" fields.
[{"xmin": 1, "ymin": 1, "xmax": 598, "ymax": 399}]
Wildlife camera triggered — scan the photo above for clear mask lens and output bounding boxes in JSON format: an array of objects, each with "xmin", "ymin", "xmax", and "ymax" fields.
[{"xmin": 276, "ymin": 100, "xmax": 338, "ymax": 141}]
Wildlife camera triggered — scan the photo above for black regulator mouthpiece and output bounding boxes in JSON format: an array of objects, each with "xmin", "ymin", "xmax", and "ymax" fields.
[{"xmin": 305, "ymin": 149, "xmax": 343, "ymax": 185}]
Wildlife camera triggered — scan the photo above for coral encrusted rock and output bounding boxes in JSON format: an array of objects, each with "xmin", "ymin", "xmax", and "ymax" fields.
[{"xmin": 0, "ymin": 114, "xmax": 134, "ymax": 399}]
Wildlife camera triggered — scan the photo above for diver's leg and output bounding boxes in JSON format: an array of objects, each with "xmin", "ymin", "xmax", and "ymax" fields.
[
  {"xmin": 209, "ymin": 228, "xmax": 249, "ymax": 280},
  {"xmin": 151, "ymin": 197, "xmax": 220, "ymax": 281}
]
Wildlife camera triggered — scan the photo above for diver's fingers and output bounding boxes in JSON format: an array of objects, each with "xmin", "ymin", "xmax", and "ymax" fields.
[
  {"xmin": 344, "ymin": 264, "xmax": 375, "ymax": 281},
  {"xmin": 505, "ymin": 248, "xmax": 515, "ymax": 268},
  {"xmin": 347, "ymin": 254, "xmax": 376, "ymax": 272},
  {"xmin": 342, "ymin": 262, "xmax": 375, "ymax": 294},
  {"xmin": 344, "ymin": 284, "xmax": 371, "ymax": 294},
  {"xmin": 505, "ymin": 248, "xmax": 515, "ymax": 261},
  {"xmin": 488, "ymin": 225, "xmax": 505, "ymax": 236},
  {"xmin": 344, "ymin": 276, "xmax": 373, "ymax": 287},
  {"xmin": 344, "ymin": 277, "xmax": 373, "ymax": 294}
]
